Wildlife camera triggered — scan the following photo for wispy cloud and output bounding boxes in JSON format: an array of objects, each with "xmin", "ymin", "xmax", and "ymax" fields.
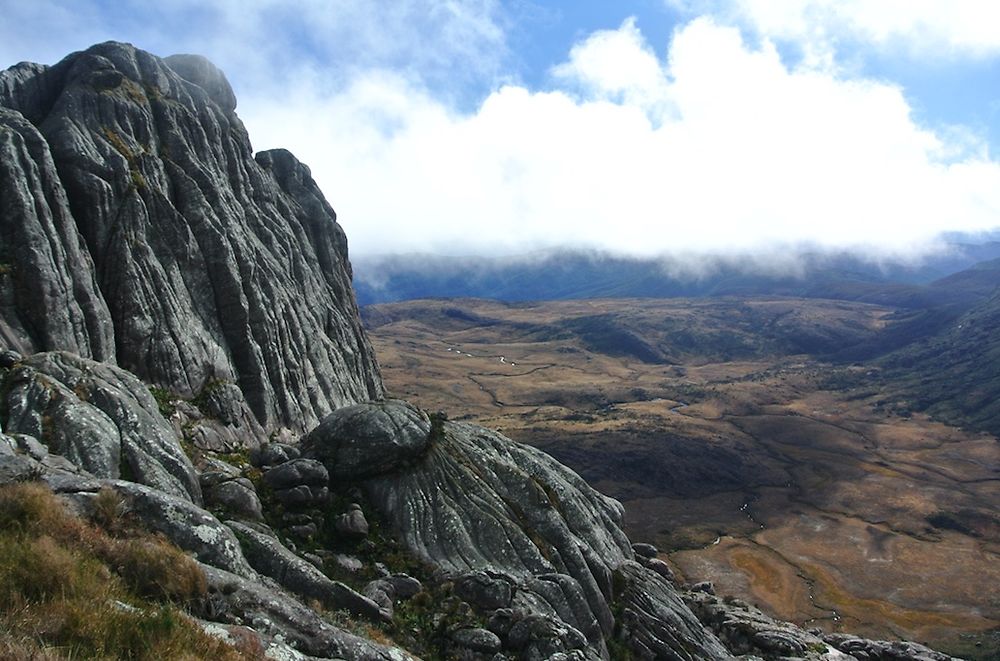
[{"xmin": 668, "ymin": 0, "xmax": 1000, "ymax": 67}]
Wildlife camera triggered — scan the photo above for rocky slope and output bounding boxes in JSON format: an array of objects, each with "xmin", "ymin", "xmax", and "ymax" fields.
[{"xmin": 0, "ymin": 43, "xmax": 964, "ymax": 660}]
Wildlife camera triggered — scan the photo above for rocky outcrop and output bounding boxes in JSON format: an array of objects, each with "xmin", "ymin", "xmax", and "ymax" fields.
[
  {"xmin": 0, "ymin": 41, "xmax": 382, "ymax": 435},
  {"xmin": 614, "ymin": 561, "xmax": 731, "ymax": 660},
  {"xmin": 226, "ymin": 520, "xmax": 389, "ymax": 622},
  {"xmin": 200, "ymin": 564, "xmax": 416, "ymax": 660},
  {"xmin": 301, "ymin": 399, "xmax": 431, "ymax": 479},
  {"xmin": 3, "ymin": 351, "xmax": 200, "ymax": 501},
  {"xmin": 302, "ymin": 401, "xmax": 716, "ymax": 656}
]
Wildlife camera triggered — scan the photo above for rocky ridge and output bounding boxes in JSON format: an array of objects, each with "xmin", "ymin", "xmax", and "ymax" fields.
[{"xmin": 0, "ymin": 43, "xmax": 963, "ymax": 660}]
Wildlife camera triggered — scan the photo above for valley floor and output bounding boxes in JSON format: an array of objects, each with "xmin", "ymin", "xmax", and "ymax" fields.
[{"xmin": 366, "ymin": 297, "xmax": 1000, "ymax": 660}]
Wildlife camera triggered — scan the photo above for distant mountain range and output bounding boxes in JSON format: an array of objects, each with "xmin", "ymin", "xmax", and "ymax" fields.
[
  {"xmin": 353, "ymin": 241, "xmax": 1000, "ymax": 309},
  {"xmin": 358, "ymin": 245, "xmax": 1000, "ymax": 439}
]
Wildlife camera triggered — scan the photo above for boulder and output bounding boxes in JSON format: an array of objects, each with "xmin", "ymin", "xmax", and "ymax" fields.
[
  {"xmin": 334, "ymin": 504, "xmax": 370, "ymax": 538},
  {"xmin": 632, "ymin": 542, "xmax": 659, "ymax": 558},
  {"xmin": 205, "ymin": 478, "xmax": 264, "ymax": 522},
  {"xmin": 301, "ymin": 399, "xmax": 431, "ymax": 479},
  {"xmin": 250, "ymin": 442, "xmax": 300, "ymax": 468},
  {"xmin": 451, "ymin": 627, "xmax": 502, "ymax": 654},
  {"xmin": 454, "ymin": 571, "xmax": 514, "ymax": 610},
  {"xmin": 263, "ymin": 457, "xmax": 328, "ymax": 490}
]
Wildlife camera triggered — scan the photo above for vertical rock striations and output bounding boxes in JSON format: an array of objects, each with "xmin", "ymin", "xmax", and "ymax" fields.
[{"xmin": 0, "ymin": 42, "xmax": 382, "ymax": 434}]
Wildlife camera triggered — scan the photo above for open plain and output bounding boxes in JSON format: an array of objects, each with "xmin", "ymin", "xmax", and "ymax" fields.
[{"xmin": 365, "ymin": 297, "xmax": 1000, "ymax": 659}]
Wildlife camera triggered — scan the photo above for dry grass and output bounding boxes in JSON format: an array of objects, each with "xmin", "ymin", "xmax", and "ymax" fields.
[{"xmin": 0, "ymin": 482, "xmax": 251, "ymax": 660}]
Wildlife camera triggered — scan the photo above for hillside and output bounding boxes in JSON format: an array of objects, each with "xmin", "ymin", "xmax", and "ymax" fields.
[{"xmin": 366, "ymin": 297, "xmax": 1000, "ymax": 659}]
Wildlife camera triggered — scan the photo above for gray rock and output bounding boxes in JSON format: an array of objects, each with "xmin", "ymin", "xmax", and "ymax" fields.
[
  {"xmin": 1, "ymin": 42, "xmax": 383, "ymax": 435},
  {"xmin": 163, "ymin": 53, "xmax": 237, "ymax": 113},
  {"xmin": 110, "ymin": 480, "xmax": 254, "ymax": 578},
  {"xmin": 690, "ymin": 581, "xmax": 715, "ymax": 595},
  {"xmin": 205, "ymin": 478, "xmax": 264, "ymax": 522},
  {"xmin": 632, "ymin": 542, "xmax": 658, "ymax": 558},
  {"xmin": 0, "ymin": 106, "xmax": 114, "ymax": 361},
  {"xmin": 226, "ymin": 520, "xmax": 389, "ymax": 622},
  {"xmin": 824, "ymin": 633, "xmax": 959, "ymax": 661},
  {"xmin": 454, "ymin": 571, "xmax": 514, "ymax": 610},
  {"xmin": 0, "ymin": 434, "xmax": 42, "ymax": 484},
  {"xmin": 614, "ymin": 562, "xmax": 730, "ymax": 660},
  {"xmin": 451, "ymin": 627, "xmax": 502, "ymax": 653},
  {"xmin": 684, "ymin": 589, "xmax": 835, "ymax": 660},
  {"xmin": 358, "ymin": 419, "xmax": 632, "ymax": 641},
  {"xmin": 184, "ymin": 383, "xmax": 267, "ymax": 451},
  {"xmin": 639, "ymin": 557, "xmax": 675, "ymax": 583},
  {"xmin": 363, "ymin": 578, "xmax": 395, "ymax": 616},
  {"xmin": 506, "ymin": 614, "xmax": 595, "ymax": 661},
  {"xmin": 200, "ymin": 563, "xmax": 415, "ymax": 660},
  {"xmin": 334, "ymin": 507, "xmax": 370, "ymax": 538},
  {"xmin": 333, "ymin": 554, "xmax": 364, "ymax": 574},
  {"xmin": 301, "ymin": 399, "xmax": 431, "ymax": 479},
  {"xmin": 273, "ymin": 484, "xmax": 329, "ymax": 508},
  {"xmin": 0, "ymin": 349, "xmax": 22, "ymax": 367},
  {"xmin": 250, "ymin": 441, "xmax": 300, "ymax": 467},
  {"xmin": 4, "ymin": 351, "xmax": 200, "ymax": 502},
  {"xmin": 199, "ymin": 470, "xmax": 239, "ymax": 489},
  {"xmin": 263, "ymin": 457, "xmax": 328, "ymax": 490},
  {"xmin": 387, "ymin": 573, "xmax": 423, "ymax": 599}
]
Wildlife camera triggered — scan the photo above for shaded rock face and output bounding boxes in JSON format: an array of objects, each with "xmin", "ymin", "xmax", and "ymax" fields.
[
  {"xmin": 0, "ymin": 41, "xmax": 382, "ymax": 434},
  {"xmin": 3, "ymin": 351, "xmax": 200, "ymax": 502}
]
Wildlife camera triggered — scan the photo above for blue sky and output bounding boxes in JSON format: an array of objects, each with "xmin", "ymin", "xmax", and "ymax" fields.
[{"xmin": 3, "ymin": 1, "xmax": 1000, "ymax": 260}]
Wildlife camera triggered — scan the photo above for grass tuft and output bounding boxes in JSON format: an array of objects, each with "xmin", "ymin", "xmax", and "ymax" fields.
[{"xmin": 0, "ymin": 482, "xmax": 250, "ymax": 659}]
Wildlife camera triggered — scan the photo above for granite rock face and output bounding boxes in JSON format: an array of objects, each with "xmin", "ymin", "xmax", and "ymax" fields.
[
  {"xmin": 0, "ymin": 42, "xmax": 382, "ymax": 435},
  {"xmin": 3, "ymin": 351, "xmax": 199, "ymax": 502}
]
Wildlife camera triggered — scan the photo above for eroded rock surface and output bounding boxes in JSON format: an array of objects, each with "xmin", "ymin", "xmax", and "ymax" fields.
[
  {"xmin": 3, "ymin": 351, "xmax": 199, "ymax": 501},
  {"xmin": 0, "ymin": 41, "xmax": 382, "ymax": 435}
]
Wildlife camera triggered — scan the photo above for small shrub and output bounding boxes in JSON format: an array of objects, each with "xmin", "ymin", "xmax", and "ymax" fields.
[
  {"xmin": 148, "ymin": 385, "xmax": 177, "ymax": 417},
  {"xmin": 91, "ymin": 486, "xmax": 127, "ymax": 532}
]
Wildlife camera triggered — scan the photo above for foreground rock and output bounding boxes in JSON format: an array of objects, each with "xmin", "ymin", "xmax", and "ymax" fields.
[
  {"xmin": 3, "ymin": 351, "xmax": 200, "ymax": 502},
  {"xmin": 200, "ymin": 564, "xmax": 415, "ymax": 660},
  {"xmin": 226, "ymin": 520, "xmax": 389, "ymax": 622},
  {"xmin": 306, "ymin": 401, "xmax": 733, "ymax": 659}
]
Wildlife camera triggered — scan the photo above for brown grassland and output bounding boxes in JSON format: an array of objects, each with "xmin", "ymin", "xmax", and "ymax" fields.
[{"xmin": 365, "ymin": 297, "xmax": 1000, "ymax": 659}]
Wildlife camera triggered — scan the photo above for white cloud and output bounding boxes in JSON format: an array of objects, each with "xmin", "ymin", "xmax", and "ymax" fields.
[
  {"xmin": 670, "ymin": 0, "xmax": 1000, "ymax": 62},
  {"xmin": 241, "ymin": 17, "xmax": 1000, "ymax": 259}
]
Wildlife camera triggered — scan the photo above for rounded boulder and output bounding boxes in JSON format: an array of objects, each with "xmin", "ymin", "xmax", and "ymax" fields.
[{"xmin": 300, "ymin": 400, "xmax": 431, "ymax": 480}]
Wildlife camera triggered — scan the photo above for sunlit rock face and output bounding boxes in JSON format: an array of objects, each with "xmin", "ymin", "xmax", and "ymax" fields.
[{"xmin": 0, "ymin": 41, "xmax": 383, "ymax": 435}]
